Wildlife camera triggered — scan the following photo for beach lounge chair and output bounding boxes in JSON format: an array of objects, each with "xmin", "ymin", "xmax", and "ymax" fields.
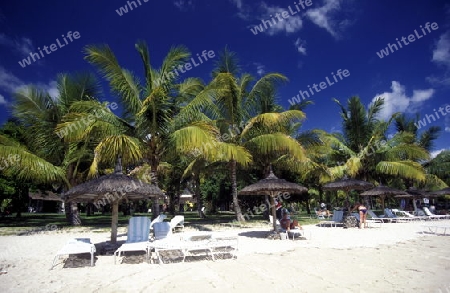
[
  {"xmin": 384, "ymin": 208, "xmax": 414, "ymax": 222},
  {"xmin": 114, "ymin": 216, "xmax": 151, "ymax": 264},
  {"xmin": 170, "ymin": 215, "xmax": 185, "ymax": 232},
  {"xmin": 351, "ymin": 212, "xmax": 382, "ymax": 228},
  {"xmin": 149, "ymin": 232, "xmax": 239, "ymax": 264},
  {"xmin": 421, "ymin": 224, "xmax": 450, "ymax": 235},
  {"xmin": 392, "ymin": 209, "xmax": 428, "ymax": 221},
  {"xmin": 51, "ymin": 238, "xmax": 96, "ymax": 269},
  {"xmin": 318, "ymin": 210, "xmax": 344, "ymax": 227},
  {"xmin": 422, "ymin": 207, "xmax": 449, "ymax": 220},
  {"xmin": 367, "ymin": 210, "xmax": 395, "ymax": 223},
  {"xmin": 154, "ymin": 222, "xmax": 173, "ymax": 240},
  {"xmin": 150, "ymin": 214, "xmax": 167, "ymax": 236},
  {"xmin": 269, "ymin": 215, "xmax": 305, "ymax": 240}
]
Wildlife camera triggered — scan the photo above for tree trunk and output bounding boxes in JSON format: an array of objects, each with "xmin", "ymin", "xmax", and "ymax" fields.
[
  {"xmin": 195, "ymin": 175, "xmax": 204, "ymax": 218},
  {"xmin": 70, "ymin": 202, "xmax": 82, "ymax": 225},
  {"xmin": 230, "ymin": 160, "xmax": 244, "ymax": 221},
  {"xmin": 270, "ymin": 195, "xmax": 277, "ymax": 232},
  {"xmin": 111, "ymin": 201, "xmax": 119, "ymax": 243},
  {"xmin": 149, "ymin": 164, "xmax": 160, "ymax": 220},
  {"xmin": 305, "ymin": 199, "xmax": 311, "ymax": 215},
  {"xmin": 263, "ymin": 195, "xmax": 270, "ymax": 219},
  {"xmin": 65, "ymin": 163, "xmax": 82, "ymax": 225},
  {"xmin": 86, "ymin": 203, "xmax": 93, "ymax": 216}
]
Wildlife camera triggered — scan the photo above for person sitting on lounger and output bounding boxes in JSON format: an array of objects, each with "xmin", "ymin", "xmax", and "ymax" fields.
[
  {"xmin": 280, "ymin": 211, "xmax": 303, "ymax": 231},
  {"xmin": 350, "ymin": 202, "xmax": 368, "ymax": 229},
  {"xmin": 318, "ymin": 203, "xmax": 331, "ymax": 218}
]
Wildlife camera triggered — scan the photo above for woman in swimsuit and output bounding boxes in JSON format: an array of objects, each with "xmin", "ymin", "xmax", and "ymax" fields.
[{"xmin": 351, "ymin": 202, "xmax": 368, "ymax": 229}]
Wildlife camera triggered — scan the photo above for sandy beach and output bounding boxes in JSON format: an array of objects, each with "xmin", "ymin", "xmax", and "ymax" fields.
[{"xmin": 1, "ymin": 220, "xmax": 449, "ymax": 293}]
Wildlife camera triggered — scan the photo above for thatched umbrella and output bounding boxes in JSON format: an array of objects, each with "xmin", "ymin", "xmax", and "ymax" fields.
[
  {"xmin": 64, "ymin": 159, "xmax": 164, "ymax": 243},
  {"xmin": 430, "ymin": 187, "xmax": 450, "ymax": 196},
  {"xmin": 395, "ymin": 188, "xmax": 432, "ymax": 211},
  {"xmin": 360, "ymin": 186, "xmax": 407, "ymax": 210},
  {"xmin": 238, "ymin": 170, "xmax": 308, "ymax": 232},
  {"xmin": 323, "ymin": 178, "xmax": 374, "ymax": 211}
]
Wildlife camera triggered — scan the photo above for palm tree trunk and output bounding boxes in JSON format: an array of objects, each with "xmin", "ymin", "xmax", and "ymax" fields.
[
  {"xmin": 270, "ymin": 195, "xmax": 277, "ymax": 232},
  {"xmin": 111, "ymin": 201, "xmax": 119, "ymax": 243},
  {"xmin": 70, "ymin": 202, "xmax": 81, "ymax": 225},
  {"xmin": 66, "ymin": 163, "xmax": 82, "ymax": 225},
  {"xmin": 230, "ymin": 160, "xmax": 244, "ymax": 221},
  {"xmin": 150, "ymin": 166, "xmax": 160, "ymax": 220},
  {"xmin": 194, "ymin": 175, "xmax": 204, "ymax": 218}
]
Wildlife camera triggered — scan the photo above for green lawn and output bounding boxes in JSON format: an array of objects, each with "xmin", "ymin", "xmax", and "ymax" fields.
[{"xmin": 0, "ymin": 211, "xmax": 321, "ymax": 236}]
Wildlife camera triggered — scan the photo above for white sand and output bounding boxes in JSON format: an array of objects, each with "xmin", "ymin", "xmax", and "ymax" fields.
[{"xmin": 1, "ymin": 220, "xmax": 450, "ymax": 293}]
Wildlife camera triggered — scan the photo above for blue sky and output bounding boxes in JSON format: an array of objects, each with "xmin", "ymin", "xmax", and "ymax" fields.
[{"xmin": 0, "ymin": 0, "xmax": 449, "ymax": 156}]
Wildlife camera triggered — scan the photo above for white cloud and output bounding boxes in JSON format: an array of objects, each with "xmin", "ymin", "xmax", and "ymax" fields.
[
  {"xmin": 0, "ymin": 94, "xmax": 7, "ymax": 105},
  {"xmin": 430, "ymin": 149, "xmax": 446, "ymax": 158},
  {"xmin": 229, "ymin": 0, "xmax": 252, "ymax": 20},
  {"xmin": 40, "ymin": 80, "xmax": 59, "ymax": 99},
  {"xmin": 294, "ymin": 38, "xmax": 307, "ymax": 55},
  {"xmin": 427, "ymin": 31, "xmax": 450, "ymax": 86},
  {"xmin": 0, "ymin": 33, "xmax": 34, "ymax": 55},
  {"xmin": 0, "ymin": 66, "xmax": 58, "ymax": 100},
  {"xmin": 257, "ymin": 2, "xmax": 303, "ymax": 35},
  {"xmin": 253, "ymin": 62, "xmax": 266, "ymax": 76},
  {"xmin": 371, "ymin": 81, "xmax": 435, "ymax": 120},
  {"xmin": 426, "ymin": 75, "xmax": 450, "ymax": 86},
  {"xmin": 0, "ymin": 66, "xmax": 24, "ymax": 93},
  {"xmin": 305, "ymin": 0, "xmax": 350, "ymax": 39},
  {"xmin": 444, "ymin": 112, "xmax": 450, "ymax": 131},
  {"xmin": 432, "ymin": 31, "xmax": 450, "ymax": 68},
  {"xmin": 173, "ymin": 0, "xmax": 193, "ymax": 11},
  {"xmin": 229, "ymin": 0, "xmax": 242, "ymax": 9}
]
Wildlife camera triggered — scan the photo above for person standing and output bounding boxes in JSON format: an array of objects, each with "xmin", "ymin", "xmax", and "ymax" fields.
[{"xmin": 350, "ymin": 202, "xmax": 368, "ymax": 229}]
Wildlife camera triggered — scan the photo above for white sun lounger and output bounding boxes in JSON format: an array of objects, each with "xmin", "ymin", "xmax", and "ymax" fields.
[
  {"xmin": 148, "ymin": 232, "xmax": 238, "ymax": 264},
  {"xmin": 51, "ymin": 238, "xmax": 96, "ymax": 269},
  {"xmin": 318, "ymin": 210, "xmax": 344, "ymax": 227},
  {"xmin": 421, "ymin": 224, "xmax": 450, "ymax": 235},
  {"xmin": 114, "ymin": 216, "xmax": 151, "ymax": 264},
  {"xmin": 269, "ymin": 215, "xmax": 306, "ymax": 239}
]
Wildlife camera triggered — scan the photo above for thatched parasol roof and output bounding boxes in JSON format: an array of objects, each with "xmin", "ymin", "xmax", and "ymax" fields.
[
  {"xmin": 238, "ymin": 170, "xmax": 307, "ymax": 233},
  {"xmin": 63, "ymin": 158, "xmax": 164, "ymax": 243},
  {"xmin": 29, "ymin": 191, "xmax": 63, "ymax": 202},
  {"xmin": 323, "ymin": 178, "xmax": 374, "ymax": 191},
  {"xmin": 238, "ymin": 171, "xmax": 308, "ymax": 196},
  {"xmin": 361, "ymin": 185, "xmax": 407, "ymax": 210},
  {"xmin": 430, "ymin": 187, "xmax": 450, "ymax": 196},
  {"xmin": 360, "ymin": 186, "xmax": 407, "ymax": 197},
  {"xmin": 395, "ymin": 187, "xmax": 432, "ymax": 198},
  {"xmin": 64, "ymin": 173, "xmax": 164, "ymax": 203}
]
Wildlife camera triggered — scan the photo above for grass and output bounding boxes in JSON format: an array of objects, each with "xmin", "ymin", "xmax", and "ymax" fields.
[{"xmin": 0, "ymin": 211, "xmax": 321, "ymax": 236}]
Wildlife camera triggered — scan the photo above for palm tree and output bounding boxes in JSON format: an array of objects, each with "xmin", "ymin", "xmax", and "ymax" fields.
[
  {"xmin": 394, "ymin": 113, "xmax": 441, "ymax": 152},
  {"xmin": 424, "ymin": 150, "xmax": 450, "ymax": 188},
  {"xmin": 200, "ymin": 48, "xmax": 307, "ymax": 221},
  {"xmin": 0, "ymin": 132, "xmax": 66, "ymax": 216},
  {"xmin": 83, "ymin": 41, "xmax": 222, "ymax": 218},
  {"xmin": 10, "ymin": 73, "xmax": 101, "ymax": 222}
]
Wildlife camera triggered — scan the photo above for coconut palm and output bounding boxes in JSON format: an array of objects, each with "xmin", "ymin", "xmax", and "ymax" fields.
[
  {"xmin": 0, "ymin": 132, "xmax": 66, "ymax": 217},
  {"xmin": 83, "ymin": 41, "xmax": 223, "ymax": 218},
  {"xmin": 394, "ymin": 113, "xmax": 441, "ymax": 152},
  {"xmin": 424, "ymin": 150, "xmax": 450, "ymax": 188},
  {"xmin": 197, "ymin": 48, "xmax": 308, "ymax": 221},
  {"xmin": 7, "ymin": 73, "xmax": 100, "ymax": 220},
  {"xmin": 326, "ymin": 96, "xmax": 429, "ymax": 184}
]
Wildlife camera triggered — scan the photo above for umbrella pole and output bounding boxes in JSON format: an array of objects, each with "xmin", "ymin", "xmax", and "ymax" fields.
[
  {"xmin": 270, "ymin": 195, "xmax": 277, "ymax": 233},
  {"xmin": 381, "ymin": 195, "xmax": 385, "ymax": 211},
  {"xmin": 111, "ymin": 201, "xmax": 119, "ymax": 243}
]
